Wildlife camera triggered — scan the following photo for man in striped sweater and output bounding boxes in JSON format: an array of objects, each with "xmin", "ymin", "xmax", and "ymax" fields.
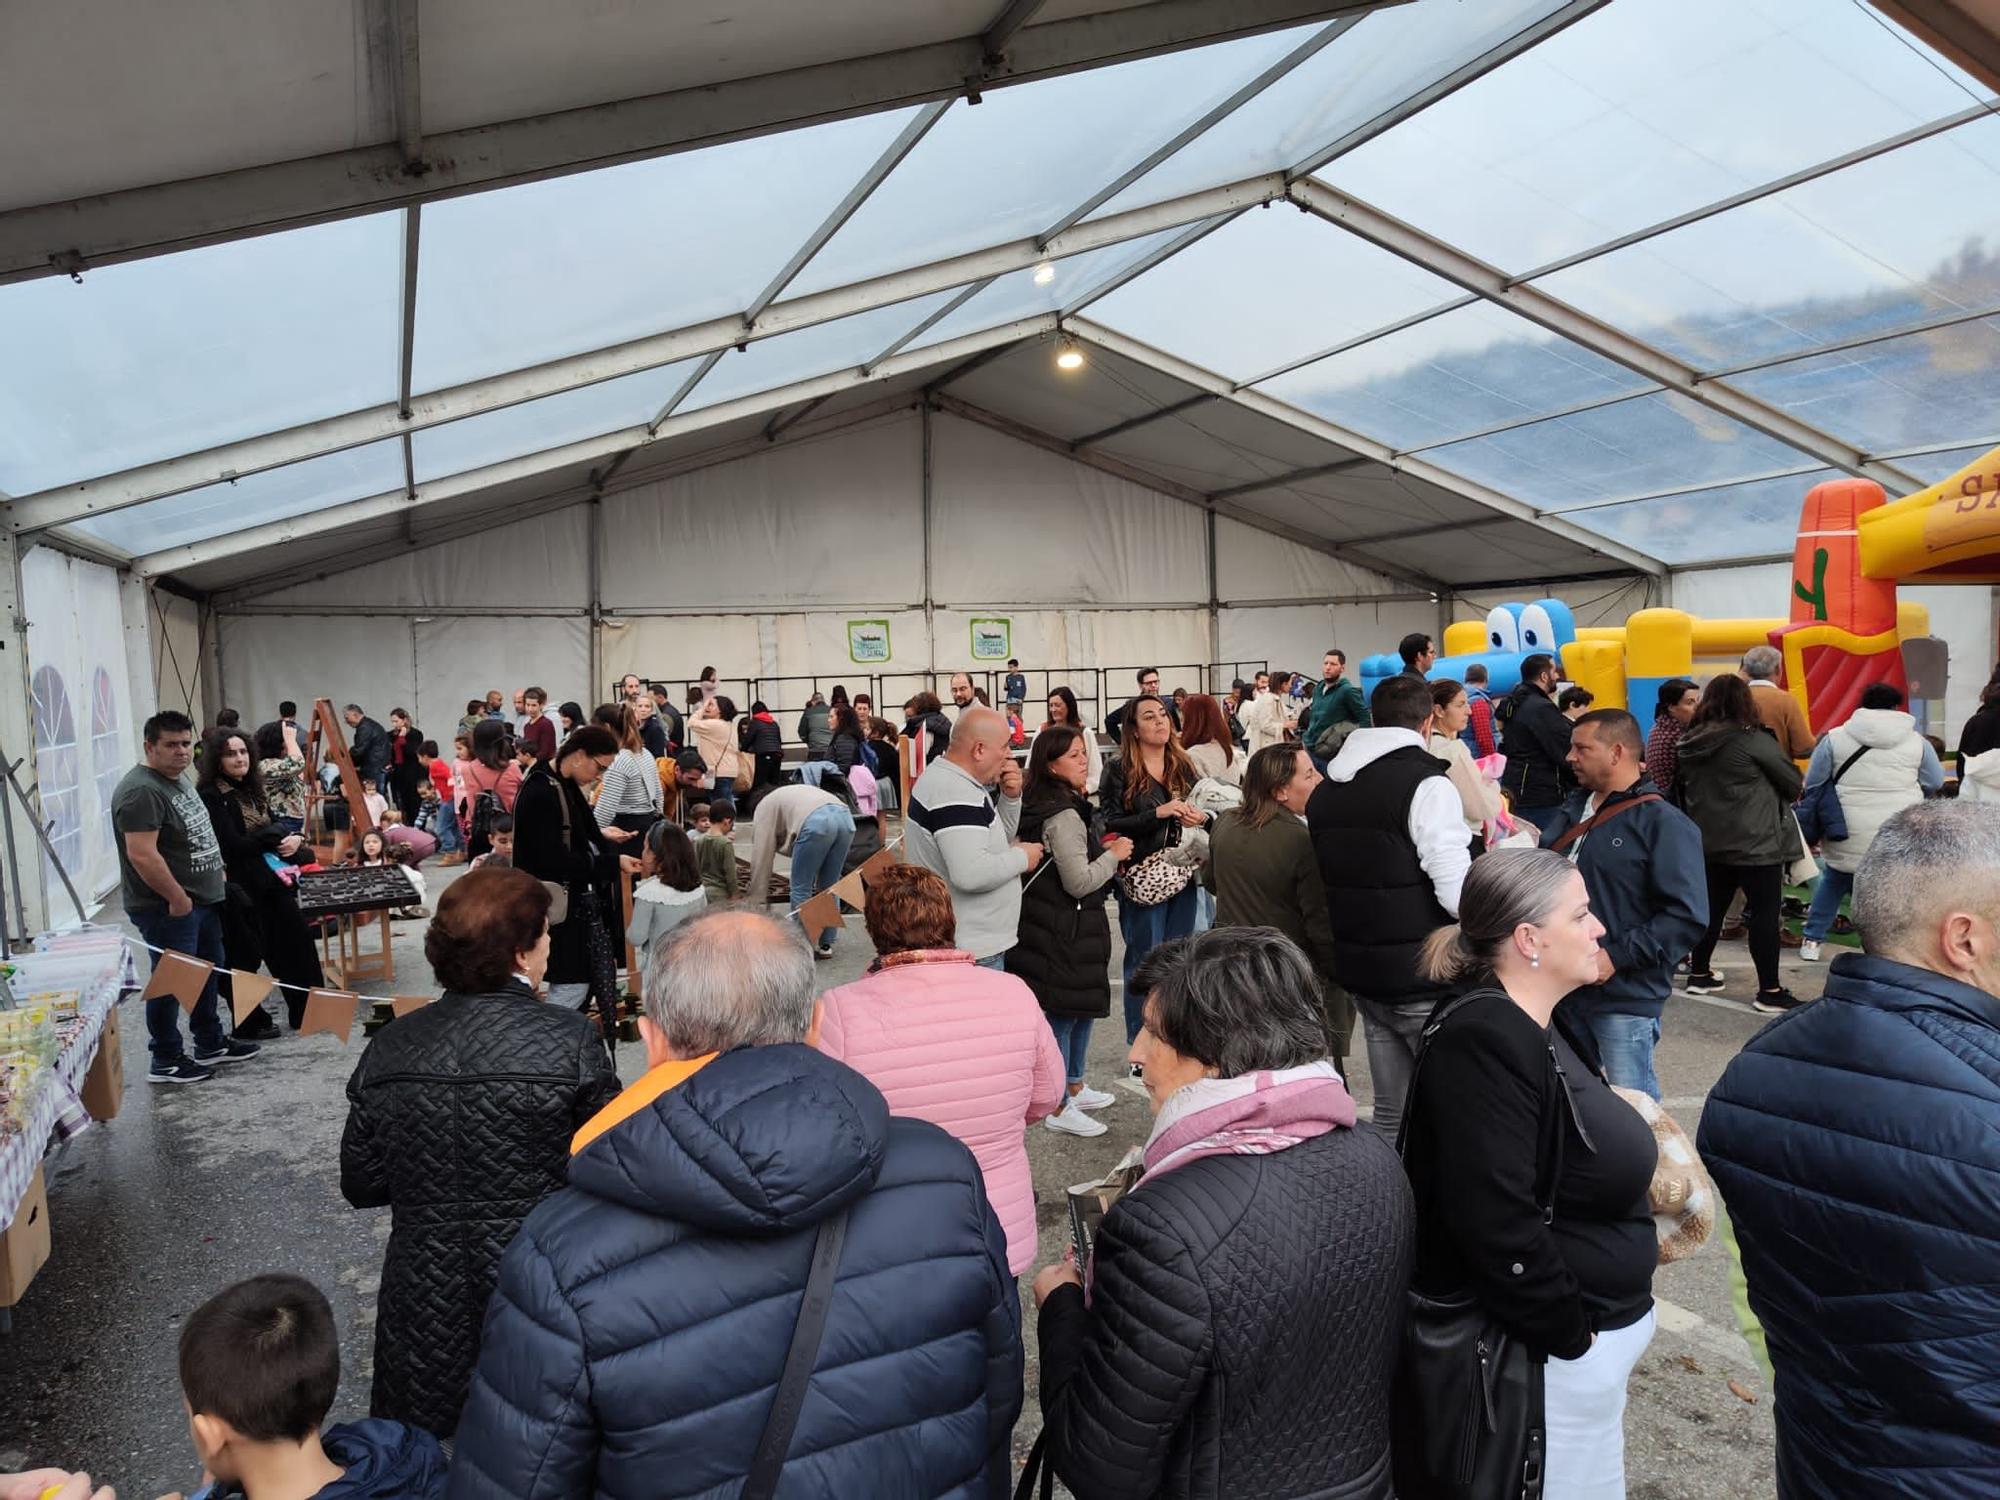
[{"xmin": 905, "ymin": 708, "xmax": 1044, "ymax": 970}]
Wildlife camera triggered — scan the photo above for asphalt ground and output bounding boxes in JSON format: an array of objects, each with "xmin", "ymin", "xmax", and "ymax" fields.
[{"xmin": 0, "ymin": 853, "xmax": 1813, "ymax": 1498}]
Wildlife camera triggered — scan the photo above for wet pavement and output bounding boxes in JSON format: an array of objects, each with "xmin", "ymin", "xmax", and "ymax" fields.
[{"xmin": 0, "ymin": 856, "xmax": 1812, "ymax": 1498}]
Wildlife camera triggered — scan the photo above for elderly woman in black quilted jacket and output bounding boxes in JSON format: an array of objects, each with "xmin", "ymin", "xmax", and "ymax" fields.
[
  {"xmin": 1031, "ymin": 927, "xmax": 1413, "ymax": 1499},
  {"xmin": 339, "ymin": 866, "xmax": 619, "ymax": 1439}
]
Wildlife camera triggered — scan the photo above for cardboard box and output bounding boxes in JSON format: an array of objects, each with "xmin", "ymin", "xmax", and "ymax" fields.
[
  {"xmin": 0, "ymin": 1165, "xmax": 51, "ymax": 1307},
  {"xmin": 80, "ymin": 1009, "xmax": 123, "ymax": 1122}
]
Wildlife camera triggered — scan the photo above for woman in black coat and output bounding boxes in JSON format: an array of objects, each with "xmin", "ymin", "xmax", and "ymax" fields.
[
  {"xmin": 1010, "ymin": 725, "xmax": 1131, "ymax": 1135},
  {"xmin": 340, "ymin": 867, "xmax": 619, "ymax": 1439},
  {"xmin": 901, "ymin": 690, "xmax": 952, "ymax": 766},
  {"xmin": 1032, "ymin": 926, "xmax": 1413, "ymax": 1499},
  {"xmin": 510, "ymin": 724, "xmax": 637, "ymax": 1041},
  {"xmin": 825, "ymin": 702, "xmax": 870, "ymax": 776},
  {"xmin": 1396, "ymin": 848, "xmax": 1659, "ymax": 1500},
  {"xmin": 196, "ymin": 727, "xmax": 324, "ymax": 1036},
  {"xmin": 386, "ymin": 707, "xmax": 425, "ymax": 826}
]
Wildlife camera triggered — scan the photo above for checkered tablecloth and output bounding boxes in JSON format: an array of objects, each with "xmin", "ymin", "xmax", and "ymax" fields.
[{"xmin": 0, "ymin": 941, "xmax": 129, "ymax": 1230}]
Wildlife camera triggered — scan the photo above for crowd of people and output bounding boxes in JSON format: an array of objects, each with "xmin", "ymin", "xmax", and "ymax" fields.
[{"xmin": 34, "ymin": 643, "xmax": 1999, "ymax": 1500}]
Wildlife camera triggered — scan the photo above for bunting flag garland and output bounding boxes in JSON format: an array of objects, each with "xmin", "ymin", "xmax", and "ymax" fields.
[
  {"xmin": 795, "ymin": 889, "xmax": 844, "ymax": 937},
  {"xmin": 141, "ymin": 951, "xmax": 215, "ymax": 1014},
  {"xmin": 856, "ymin": 844, "xmax": 902, "ymax": 888},
  {"xmin": 228, "ymin": 970, "xmax": 277, "ymax": 1026},
  {"xmin": 299, "ymin": 988, "xmax": 362, "ymax": 1043},
  {"xmin": 390, "ymin": 996, "xmax": 432, "ymax": 1018},
  {"xmin": 829, "ymin": 869, "xmax": 869, "ymax": 911}
]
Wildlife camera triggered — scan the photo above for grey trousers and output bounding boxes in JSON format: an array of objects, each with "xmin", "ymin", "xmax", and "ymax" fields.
[{"xmin": 1355, "ymin": 993, "xmax": 1435, "ymax": 1142}]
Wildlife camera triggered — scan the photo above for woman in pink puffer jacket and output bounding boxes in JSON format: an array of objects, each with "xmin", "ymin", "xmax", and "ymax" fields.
[{"xmin": 817, "ymin": 864, "xmax": 1065, "ymax": 1274}]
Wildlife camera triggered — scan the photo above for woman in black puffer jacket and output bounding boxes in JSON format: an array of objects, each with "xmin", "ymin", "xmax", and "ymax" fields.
[
  {"xmin": 1032, "ymin": 927, "xmax": 1413, "ymax": 1499},
  {"xmin": 903, "ymin": 690, "xmax": 953, "ymax": 766},
  {"xmin": 1011, "ymin": 726, "xmax": 1131, "ymax": 1136},
  {"xmin": 339, "ymin": 867, "xmax": 619, "ymax": 1438}
]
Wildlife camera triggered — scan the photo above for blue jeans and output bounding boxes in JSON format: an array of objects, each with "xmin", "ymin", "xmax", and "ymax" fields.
[
  {"xmin": 1588, "ymin": 1012, "xmax": 1661, "ymax": 1101},
  {"xmin": 975, "ymin": 953, "xmax": 1007, "ymax": 972},
  {"xmin": 1046, "ymin": 1014, "xmax": 1093, "ymax": 1084},
  {"xmin": 1194, "ymin": 886, "xmax": 1215, "ymax": 933},
  {"xmin": 133, "ymin": 903, "xmax": 229, "ymax": 1062},
  {"xmin": 1119, "ymin": 884, "xmax": 1200, "ymax": 1041},
  {"xmin": 432, "ymin": 798, "xmax": 463, "ymax": 854},
  {"xmin": 710, "ymin": 775, "xmax": 735, "ymax": 806},
  {"xmin": 790, "ymin": 803, "xmax": 855, "ymax": 950},
  {"xmin": 1803, "ymin": 864, "xmax": 1854, "ymax": 943}
]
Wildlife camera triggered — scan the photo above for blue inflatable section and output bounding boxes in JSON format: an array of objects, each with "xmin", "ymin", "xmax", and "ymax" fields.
[{"xmin": 1359, "ymin": 600, "xmax": 1579, "ymax": 709}]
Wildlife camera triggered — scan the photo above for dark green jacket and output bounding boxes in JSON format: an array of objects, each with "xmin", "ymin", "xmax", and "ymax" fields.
[
  {"xmin": 1302, "ymin": 677, "xmax": 1369, "ymax": 746},
  {"xmin": 1675, "ymin": 722, "xmax": 1803, "ymax": 865}
]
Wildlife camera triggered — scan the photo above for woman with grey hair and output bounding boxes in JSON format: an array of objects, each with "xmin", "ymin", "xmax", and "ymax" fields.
[
  {"xmin": 1030, "ymin": 926, "xmax": 1412, "ymax": 1499},
  {"xmin": 1397, "ymin": 849, "xmax": 1659, "ymax": 1500}
]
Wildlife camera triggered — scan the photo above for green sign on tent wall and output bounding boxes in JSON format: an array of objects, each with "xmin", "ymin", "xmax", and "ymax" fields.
[
  {"xmin": 970, "ymin": 618, "xmax": 1010, "ymax": 661},
  {"xmin": 847, "ymin": 619, "xmax": 891, "ymax": 663}
]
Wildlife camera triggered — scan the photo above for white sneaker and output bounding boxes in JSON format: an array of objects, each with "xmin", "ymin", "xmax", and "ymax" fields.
[
  {"xmin": 1800, "ymin": 940, "xmax": 1822, "ymax": 962},
  {"xmin": 1072, "ymin": 1085, "xmax": 1117, "ymax": 1112},
  {"xmin": 1045, "ymin": 1101, "xmax": 1108, "ymax": 1137}
]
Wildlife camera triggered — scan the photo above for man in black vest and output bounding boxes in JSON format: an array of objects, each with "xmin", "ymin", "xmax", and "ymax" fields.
[{"xmin": 1306, "ymin": 673, "xmax": 1469, "ymax": 1139}]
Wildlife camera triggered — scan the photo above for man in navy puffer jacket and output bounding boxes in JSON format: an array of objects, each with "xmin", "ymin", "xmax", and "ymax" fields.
[
  {"xmin": 1700, "ymin": 801, "xmax": 2000, "ymax": 1498},
  {"xmin": 448, "ymin": 909, "xmax": 1023, "ymax": 1499}
]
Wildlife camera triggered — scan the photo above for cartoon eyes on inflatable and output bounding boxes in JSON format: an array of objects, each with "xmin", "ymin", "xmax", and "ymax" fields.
[
  {"xmin": 1487, "ymin": 607, "xmax": 1521, "ymax": 654},
  {"xmin": 1520, "ymin": 604, "xmax": 1557, "ymax": 652}
]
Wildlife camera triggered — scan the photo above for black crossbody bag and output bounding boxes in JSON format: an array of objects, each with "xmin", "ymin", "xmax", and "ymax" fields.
[{"xmin": 1394, "ymin": 990, "xmax": 1565, "ymax": 1500}]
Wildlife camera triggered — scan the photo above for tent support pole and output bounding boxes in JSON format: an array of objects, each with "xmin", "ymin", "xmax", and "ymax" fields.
[
  {"xmin": 1205, "ymin": 506, "xmax": 1220, "ymax": 692},
  {"xmin": 0, "ymin": 533, "xmax": 50, "ymax": 936},
  {"xmin": 922, "ymin": 402, "xmax": 936, "ymax": 676},
  {"xmin": 588, "ymin": 497, "xmax": 604, "ymax": 696}
]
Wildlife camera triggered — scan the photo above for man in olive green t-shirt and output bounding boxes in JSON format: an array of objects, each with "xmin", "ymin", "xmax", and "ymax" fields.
[{"xmin": 112, "ymin": 711, "xmax": 261, "ymax": 1084}]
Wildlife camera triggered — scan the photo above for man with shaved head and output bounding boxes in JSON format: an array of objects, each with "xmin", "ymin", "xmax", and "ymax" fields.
[
  {"xmin": 1700, "ymin": 800, "xmax": 2000, "ymax": 1499},
  {"xmin": 906, "ymin": 707, "xmax": 1043, "ymax": 969}
]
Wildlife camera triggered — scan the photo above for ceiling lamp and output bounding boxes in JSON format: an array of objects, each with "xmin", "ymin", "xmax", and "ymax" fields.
[{"xmin": 1055, "ymin": 334, "xmax": 1085, "ymax": 372}]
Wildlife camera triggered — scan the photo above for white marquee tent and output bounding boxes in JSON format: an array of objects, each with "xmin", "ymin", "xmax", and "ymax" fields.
[{"xmin": 2, "ymin": 0, "xmax": 1997, "ymax": 928}]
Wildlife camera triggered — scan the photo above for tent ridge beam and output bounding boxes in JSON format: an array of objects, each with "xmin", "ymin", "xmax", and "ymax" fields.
[
  {"xmin": 1073, "ymin": 394, "xmax": 1214, "ymax": 449},
  {"xmin": 1283, "ymin": 179, "xmax": 1924, "ymax": 495},
  {"xmin": 1070, "ymin": 315, "xmax": 1668, "ymax": 577},
  {"xmin": 1208, "ymin": 455, "xmax": 1375, "ymax": 500},
  {"xmin": 8, "ymin": 176, "xmax": 1278, "ymax": 534},
  {"xmin": 0, "ymin": 0, "xmax": 1366, "ymax": 283}
]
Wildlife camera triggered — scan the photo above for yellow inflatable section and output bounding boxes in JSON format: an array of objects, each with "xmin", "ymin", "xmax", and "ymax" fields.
[{"xmin": 1857, "ymin": 443, "xmax": 2000, "ymax": 583}]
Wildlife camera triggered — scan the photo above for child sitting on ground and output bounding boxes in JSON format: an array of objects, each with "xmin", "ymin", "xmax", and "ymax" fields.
[
  {"xmin": 469, "ymin": 814, "xmax": 514, "ymax": 870},
  {"xmin": 695, "ymin": 802, "xmax": 739, "ymax": 903},
  {"xmin": 168, "ymin": 1272, "xmax": 445, "ymax": 1499},
  {"xmin": 628, "ymin": 820, "xmax": 708, "ymax": 970}
]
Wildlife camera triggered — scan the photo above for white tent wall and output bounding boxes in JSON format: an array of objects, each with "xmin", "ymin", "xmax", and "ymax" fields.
[
  {"xmin": 145, "ymin": 587, "xmax": 213, "ymax": 721},
  {"xmin": 21, "ymin": 548, "xmax": 139, "ymax": 915},
  {"xmin": 217, "ymin": 614, "xmax": 417, "ymax": 736},
  {"xmin": 1213, "ymin": 515, "xmax": 1436, "ymax": 677},
  {"xmin": 415, "ymin": 615, "xmax": 591, "ymax": 738},
  {"xmin": 254, "ymin": 508, "xmax": 591, "ymax": 609}
]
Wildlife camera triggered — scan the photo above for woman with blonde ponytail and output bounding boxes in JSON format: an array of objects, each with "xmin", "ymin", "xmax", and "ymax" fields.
[{"xmin": 1395, "ymin": 850, "xmax": 1661, "ymax": 1500}]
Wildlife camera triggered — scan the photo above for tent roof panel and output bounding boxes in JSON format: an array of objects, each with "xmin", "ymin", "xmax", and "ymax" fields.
[{"xmin": 943, "ymin": 341, "xmax": 1196, "ymax": 442}]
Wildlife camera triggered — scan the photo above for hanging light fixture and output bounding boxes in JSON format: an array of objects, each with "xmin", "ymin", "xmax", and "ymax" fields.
[{"xmin": 1055, "ymin": 334, "xmax": 1085, "ymax": 372}]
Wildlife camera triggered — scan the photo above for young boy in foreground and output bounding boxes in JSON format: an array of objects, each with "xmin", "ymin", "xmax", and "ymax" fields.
[
  {"xmin": 694, "ymin": 801, "xmax": 739, "ymax": 903},
  {"xmin": 167, "ymin": 1274, "xmax": 444, "ymax": 1500}
]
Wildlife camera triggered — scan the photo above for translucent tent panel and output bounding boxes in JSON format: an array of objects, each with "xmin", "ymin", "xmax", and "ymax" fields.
[
  {"xmin": 0, "ymin": 212, "xmax": 401, "ymax": 496},
  {"xmin": 1424, "ymin": 390, "xmax": 1812, "ymax": 510},
  {"xmin": 410, "ymin": 108, "xmax": 920, "ymax": 394},
  {"xmin": 1320, "ymin": 0, "xmax": 1998, "ymax": 275},
  {"xmin": 1726, "ymin": 317, "xmax": 2000, "ymax": 456},
  {"xmin": 784, "ymin": 27, "xmax": 1315, "ymax": 299},
  {"xmin": 676, "ymin": 290, "xmax": 963, "ymax": 414},
  {"xmin": 1087, "ymin": 210, "xmax": 1464, "ymax": 381},
  {"xmin": 1090, "ymin": 0, "xmax": 1567, "ymax": 219},
  {"xmin": 411, "ymin": 362, "xmax": 700, "ymax": 483},
  {"xmin": 1557, "ymin": 467, "xmax": 1840, "ymax": 565},
  {"xmin": 1535, "ymin": 118, "xmax": 2000, "ymax": 371},
  {"xmin": 69, "ymin": 440, "xmax": 406, "ymax": 555},
  {"xmin": 901, "ymin": 227, "xmax": 1193, "ymax": 355},
  {"xmin": 1899, "ymin": 442, "xmax": 2000, "ymax": 483},
  {"xmin": 1256, "ymin": 301, "xmax": 1655, "ymax": 451}
]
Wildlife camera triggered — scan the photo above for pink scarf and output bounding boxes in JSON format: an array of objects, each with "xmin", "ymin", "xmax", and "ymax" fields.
[{"xmin": 1142, "ymin": 1060, "xmax": 1356, "ymax": 1182}]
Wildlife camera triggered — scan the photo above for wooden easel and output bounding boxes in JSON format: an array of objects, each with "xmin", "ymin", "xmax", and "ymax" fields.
[{"xmin": 304, "ymin": 697, "xmax": 377, "ymax": 861}]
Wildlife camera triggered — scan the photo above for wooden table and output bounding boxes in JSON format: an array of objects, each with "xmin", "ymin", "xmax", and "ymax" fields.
[{"xmin": 296, "ymin": 867, "xmax": 416, "ymax": 987}]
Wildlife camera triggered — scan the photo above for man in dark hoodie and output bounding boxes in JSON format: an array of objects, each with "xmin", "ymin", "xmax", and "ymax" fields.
[
  {"xmin": 1499, "ymin": 652, "xmax": 1575, "ymax": 833},
  {"xmin": 450, "ymin": 908, "xmax": 1024, "ymax": 1499},
  {"xmin": 171, "ymin": 1273, "xmax": 445, "ymax": 1500},
  {"xmin": 1541, "ymin": 709, "xmax": 1708, "ymax": 1098}
]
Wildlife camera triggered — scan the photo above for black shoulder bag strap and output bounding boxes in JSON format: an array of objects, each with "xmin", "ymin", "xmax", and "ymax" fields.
[
  {"xmin": 742, "ymin": 1208, "xmax": 851, "ymax": 1500},
  {"xmin": 1831, "ymin": 743, "xmax": 1870, "ymax": 787}
]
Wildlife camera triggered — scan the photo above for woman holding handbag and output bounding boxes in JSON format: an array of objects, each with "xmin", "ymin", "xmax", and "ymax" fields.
[
  {"xmin": 1098, "ymin": 694, "xmax": 1206, "ymax": 1047},
  {"xmin": 1398, "ymin": 849, "xmax": 1658, "ymax": 1500}
]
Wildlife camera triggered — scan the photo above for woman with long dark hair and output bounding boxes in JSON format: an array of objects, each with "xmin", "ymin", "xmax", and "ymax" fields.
[
  {"xmin": 1206, "ymin": 744, "xmax": 1351, "ymax": 1063},
  {"xmin": 826, "ymin": 701, "xmax": 870, "ymax": 775},
  {"xmin": 1100, "ymin": 694, "xmax": 1207, "ymax": 1045},
  {"xmin": 690, "ymin": 695, "xmax": 743, "ymax": 802},
  {"xmin": 458, "ymin": 718, "xmax": 523, "ymax": 860},
  {"xmin": 386, "ymin": 708, "xmax": 425, "ymax": 826},
  {"xmin": 590, "ymin": 701, "xmax": 662, "ymax": 837},
  {"xmin": 197, "ymin": 727, "xmax": 325, "ymax": 1034},
  {"xmin": 511, "ymin": 724, "xmax": 639, "ymax": 1041},
  {"xmin": 1038, "ymin": 686, "xmax": 1100, "ymax": 786},
  {"xmin": 1677, "ymin": 673, "xmax": 1804, "ymax": 1010},
  {"xmin": 1011, "ymin": 724, "xmax": 1132, "ymax": 1136},
  {"xmin": 1178, "ymin": 692, "xmax": 1240, "ymax": 786}
]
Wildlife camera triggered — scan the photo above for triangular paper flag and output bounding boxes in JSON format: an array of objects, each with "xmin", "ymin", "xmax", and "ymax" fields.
[
  {"xmin": 796, "ymin": 889, "xmax": 845, "ymax": 935},
  {"xmin": 299, "ymin": 988, "xmax": 360, "ymax": 1043},
  {"xmin": 830, "ymin": 870, "xmax": 869, "ymax": 911},
  {"xmin": 142, "ymin": 951, "xmax": 214, "ymax": 1014},
  {"xmin": 856, "ymin": 845, "xmax": 901, "ymax": 888},
  {"xmin": 390, "ymin": 996, "xmax": 431, "ymax": 1018},
  {"xmin": 228, "ymin": 970, "xmax": 276, "ymax": 1026}
]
